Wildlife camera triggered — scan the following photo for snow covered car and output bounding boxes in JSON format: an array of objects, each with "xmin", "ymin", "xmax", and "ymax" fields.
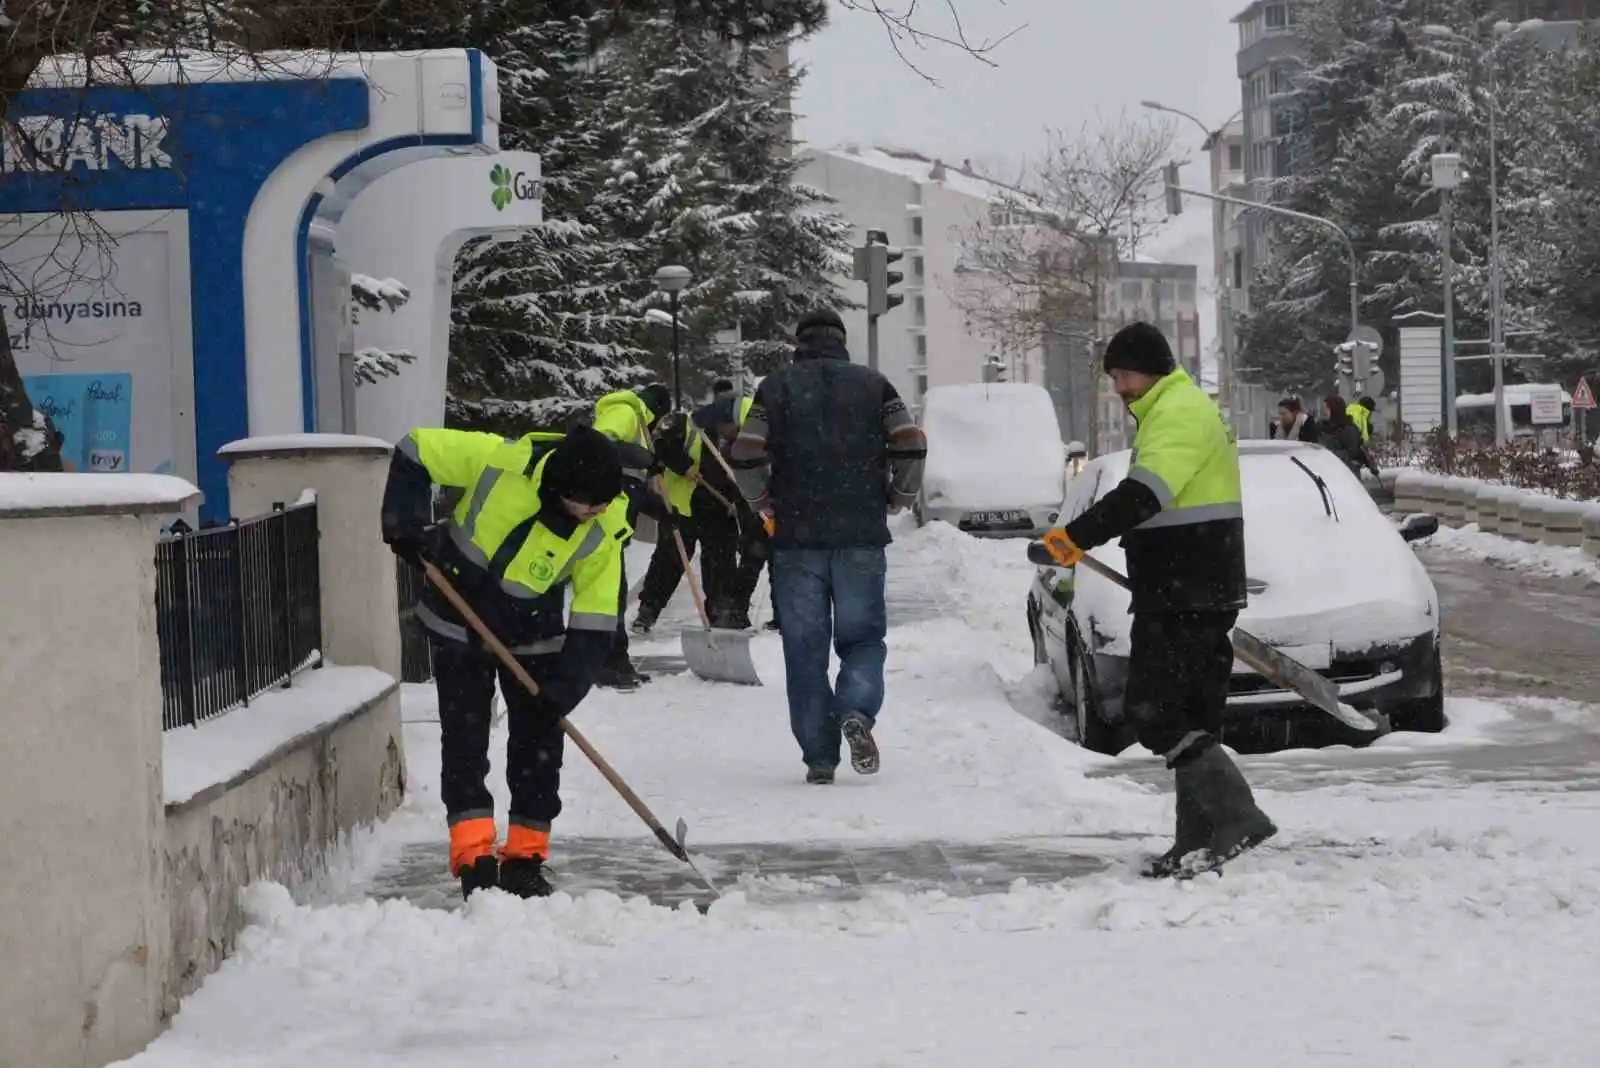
[
  {"xmin": 1024, "ymin": 439, "xmax": 1444, "ymax": 753},
  {"xmin": 915, "ymin": 382, "xmax": 1066, "ymax": 537}
]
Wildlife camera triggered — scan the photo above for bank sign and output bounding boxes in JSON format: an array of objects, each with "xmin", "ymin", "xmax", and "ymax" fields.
[
  {"xmin": 489, "ymin": 157, "xmax": 541, "ymax": 212},
  {"xmin": 1, "ymin": 113, "xmax": 173, "ymax": 173}
]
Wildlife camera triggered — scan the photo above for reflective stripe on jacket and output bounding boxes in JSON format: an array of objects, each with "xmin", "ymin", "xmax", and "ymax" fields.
[{"xmin": 398, "ymin": 428, "xmax": 631, "ymax": 645}]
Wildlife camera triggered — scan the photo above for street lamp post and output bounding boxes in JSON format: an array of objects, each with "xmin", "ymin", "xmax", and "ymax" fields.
[
  {"xmin": 653, "ymin": 264, "xmax": 692, "ymax": 410},
  {"xmin": 1420, "ymin": 19, "xmax": 1544, "ymax": 444},
  {"xmin": 1431, "ymin": 152, "xmax": 1462, "ymax": 436}
]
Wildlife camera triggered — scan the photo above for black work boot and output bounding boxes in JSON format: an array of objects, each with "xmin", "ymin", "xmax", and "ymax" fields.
[
  {"xmin": 1141, "ymin": 777, "xmax": 1212, "ymax": 879},
  {"xmin": 631, "ymin": 606, "xmax": 659, "ymax": 635},
  {"xmin": 458, "ymin": 855, "xmax": 499, "ymax": 900},
  {"xmin": 498, "ymin": 857, "xmax": 555, "ymax": 899},
  {"xmin": 1176, "ymin": 741, "xmax": 1277, "ymax": 876},
  {"xmin": 805, "ymin": 765, "xmax": 835, "ymax": 785}
]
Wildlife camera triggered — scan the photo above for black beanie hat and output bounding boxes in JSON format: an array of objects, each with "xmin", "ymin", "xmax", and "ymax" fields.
[
  {"xmin": 1103, "ymin": 322, "xmax": 1177, "ymax": 377},
  {"xmin": 796, "ymin": 308, "xmax": 846, "ymax": 338},
  {"xmin": 541, "ymin": 426, "xmax": 624, "ymax": 506},
  {"xmin": 634, "ymin": 383, "xmax": 672, "ymax": 420}
]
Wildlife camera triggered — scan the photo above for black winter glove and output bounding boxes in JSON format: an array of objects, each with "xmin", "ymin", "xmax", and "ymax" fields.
[{"xmin": 385, "ymin": 531, "xmax": 429, "ymax": 568}]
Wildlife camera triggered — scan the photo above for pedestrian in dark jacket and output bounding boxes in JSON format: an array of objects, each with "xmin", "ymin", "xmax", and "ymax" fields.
[
  {"xmin": 730, "ymin": 308, "xmax": 927, "ymax": 784},
  {"xmin": 1274, "ymin": 397, "xmax": 1320, "ymax": 443},
  {"xmin": 381, "ymin": 425, "xmax": 629, "ymax": 901},
  {"xmin": 1321, "ymin": 396, "xmax": 1381, "ymax": 479},
  {"xmin": 1038, "ymin": 322, "xmax": 1275, "ymax": 878}
]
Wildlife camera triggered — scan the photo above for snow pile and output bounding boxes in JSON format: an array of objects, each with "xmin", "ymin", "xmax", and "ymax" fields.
[
  {"xmin": 1422, "ymin": 523, "xmax": 1600, "ymax": 580},
  {"xmin": 919, "ymin": 383, "xmax": 1065, "ymax": 510},
  {"xmin": 117, "ymin": 827, "xmax": 1600, "ymax": 1067}
]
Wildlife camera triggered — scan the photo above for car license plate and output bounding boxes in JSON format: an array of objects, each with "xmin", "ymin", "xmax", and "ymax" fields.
[{"xmin": 968, "ymin": 510, "xmax": 1028, "ymax": 525}]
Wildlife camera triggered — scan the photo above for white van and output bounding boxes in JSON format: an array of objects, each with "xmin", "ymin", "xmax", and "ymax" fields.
[{"xmin": 915, "ymin": 382, "xmax": 1066, "ymax": 537}]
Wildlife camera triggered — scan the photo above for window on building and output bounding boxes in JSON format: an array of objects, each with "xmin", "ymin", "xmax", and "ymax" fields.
[
  {"xmin": 914, "ymin": 373, "xmax": 928, "ymax": 397},
  {"xmin": 1121, "ymin": 280, "xmax": 1143, "ymax": 303},
  {"xmin": 911, "ymin": 216, "xmax": 924, "ymax": 243},
  {"xmin": 1270, "ymin": 66, "xmax": 1292, "ymax": 96},
  {"xmin": 1232, "ymin": 251, "xmax": 1244, "ymax": 290},
  {"xmin": 913, "ymin": 255, "xmax": 924, "ymax": 279},
  {"xmin": 1160, "ymin": 319, "xmax": 1178, "ymax": 340},
  {"xmin": 1178, "ymin": 282, "xmax": 1196, "ymax": 302},
  {"xmin": 915, "ymin": 334, "xmax": 927, "ymax": 357},
  {"xmin": 914, "ymin": 295, "xmax": 926, "ymax": 320},
  {"xmin": 1273, "ymin": 138, "xmax": 1294, "ymax": 177},
  {"xmin": 1228, "ymin": 143, "xmax": 1244, "ymax": 170},
  {"xmin": 1265, "ymin": 3, "xmax": 1287, "ymax": 28}
]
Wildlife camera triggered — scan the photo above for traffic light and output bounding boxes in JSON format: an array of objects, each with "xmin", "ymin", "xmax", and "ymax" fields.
[
  {"xmin": 1163, "ymin": 162, "xmax": 1183, "ymax": 216},
  {"xmin": 855, "ymin": 229, "xmax": 905, "ymax": 318},
  {"xmin": 1335, "ymin": 342, "xmax": 1354, "ymax": 379}
]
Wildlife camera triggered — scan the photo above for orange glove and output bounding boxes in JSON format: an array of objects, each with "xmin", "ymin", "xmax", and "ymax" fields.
[
  {"xmin": 1041, "ymin": 527, "xmax": 1084, "ymax": 568},
  {"xmin": 761, "ymin": 513, "xmax": 776, "ymax": 538}
]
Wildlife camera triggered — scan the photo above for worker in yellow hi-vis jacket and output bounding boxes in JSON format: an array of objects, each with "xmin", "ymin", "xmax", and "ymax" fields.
[{"xmin": 381, "ymin": 425, "xmax": 629, "ymax": 902}]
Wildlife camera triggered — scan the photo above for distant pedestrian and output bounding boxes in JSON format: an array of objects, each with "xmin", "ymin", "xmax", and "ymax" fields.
[
  {"xmin": 731, "ymin": 308, "xmax": 927, "ymax": 784},
  {"xmin": 1321, "ymin": 396, "xmax": 1381, "ymax": 479},
  {"xmin": 1274, "ymin": 397, "xmax": 1320, "ymax": 444},
  {"xmin": 1351, "ymin": 395, "xmax": 1376, "ymax": 443}
]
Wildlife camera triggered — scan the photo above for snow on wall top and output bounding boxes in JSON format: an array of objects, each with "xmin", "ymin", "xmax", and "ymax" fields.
[
  {"xmin": 219, "ymin": 433, "xmax": 395, "ymax": 458},
  {"xmin": 30, "ymin": 48, "xmax": 476, "ymax": 88},
  {"xmin": 164, "ymin": 665, "xmax": 396, "ymax": 807},
  {"xmin": 806, "ymin": 144, "xmax": 1041, "ymax": 208},
  {"xmin": 0, "ymin": 473, "xmax": 200, "ymax": 516}
]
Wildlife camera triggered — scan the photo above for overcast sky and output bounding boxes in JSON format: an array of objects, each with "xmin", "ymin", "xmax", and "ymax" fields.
[{"xmin": 792, "ymin": 0, "xmax": 1250, "ymax": 367}]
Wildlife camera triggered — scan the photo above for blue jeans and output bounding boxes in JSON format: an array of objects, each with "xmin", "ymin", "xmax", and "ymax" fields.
[{"xmin": 770, "ymin": 548, "xmax": 888, "ymax": 769}]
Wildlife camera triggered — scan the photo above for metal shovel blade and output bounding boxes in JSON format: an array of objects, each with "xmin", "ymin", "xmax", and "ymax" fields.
[
  {"xmin": 681, "ymin": 626, "xmax": 763, "ymax": 686},
  {"xmin": 1229, "ymin": 629, "xmax": 1385, "ymax": 734},
  {"xmin": 1051, "ymin": 548, "xmax": 1385, "ymax": 735}
]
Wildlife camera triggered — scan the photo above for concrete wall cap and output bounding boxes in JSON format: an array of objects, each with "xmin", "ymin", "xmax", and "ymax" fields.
[
  {"xmin": 219, "ymin": 433, "xmax": 395, "ymax": 460},
  {"xmin": 1539, "ymin": 497, "xmax": 1590, "ymax": 517},
  {"xmin": 0, "ymin": 473, "xmax": 200, "ymax": 519}
]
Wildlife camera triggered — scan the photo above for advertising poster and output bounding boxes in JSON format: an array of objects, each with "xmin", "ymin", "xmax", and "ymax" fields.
[
  {"xmin": 3, "ymin": 229, "xmax": 176, "ymax": 474},
  {"xmin": 21, "ymin": 372, "xmax": 133, "ymax": 472}
]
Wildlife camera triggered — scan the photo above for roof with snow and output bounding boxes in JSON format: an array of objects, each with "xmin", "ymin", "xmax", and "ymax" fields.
[{"xmin": 802, "ymin": 144, "xmax": 1043, "ymax": 210}]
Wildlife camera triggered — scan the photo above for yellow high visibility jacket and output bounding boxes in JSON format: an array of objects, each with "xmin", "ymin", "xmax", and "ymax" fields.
[
  {"xmin": 397, "ymin": 428, "xmax": 631, "ymax": 651},
  {"xmin": 1117, "ymin": 368, "xmax": 1246, "ymax": 611},
  {"xmin": 660, "ymin": 396, "xmax": 754, "ymax": 517},
  {"xmin": 1350, "ymin": 404, "xmax": 1372, "ymax": 443},
  {"xmin": 592, "ymin": 390, "xmax": 657, "ymax": 452}
]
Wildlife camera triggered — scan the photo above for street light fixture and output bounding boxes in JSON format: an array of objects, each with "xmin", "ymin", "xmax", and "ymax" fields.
[
  {"xmin": 1431, "ymin": 151, "xmax": 1463, "ymax": 437},
  {"xmin": 653, "ymin": 264, "xmax": 692, "ymax": 410}
]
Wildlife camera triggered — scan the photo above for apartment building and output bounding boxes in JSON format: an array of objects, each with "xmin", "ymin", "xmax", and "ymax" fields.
[{"xmin": 794, "ymin": 145, "xmax": 1045, "ymax": 415}]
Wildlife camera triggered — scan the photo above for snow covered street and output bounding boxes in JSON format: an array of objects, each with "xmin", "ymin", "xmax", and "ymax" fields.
[{"xmin": 114, "ymin": 517, "xmax": 1600, "ymax": 1068}]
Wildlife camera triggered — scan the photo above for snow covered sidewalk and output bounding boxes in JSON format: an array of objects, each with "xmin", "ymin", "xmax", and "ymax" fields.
[{"xmin": 114, "ymin": 519, "xmax": 1600, "ymax": 1068}]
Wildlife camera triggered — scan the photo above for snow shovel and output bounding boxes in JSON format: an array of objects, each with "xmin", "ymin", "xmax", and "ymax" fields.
[
  {"xmin": 672, "ymin": 526, "xmax": 763, "ymax": 686},
  {"xmin": 1026, "ymin": 543, "xmax": 1386, "ymax": 734},
  {"xmin": 418, "ymin": 556, "xmax": 724, "ymax": 905}
]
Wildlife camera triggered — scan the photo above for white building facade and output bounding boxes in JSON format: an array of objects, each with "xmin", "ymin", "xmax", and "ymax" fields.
[{"xmin": 795, "ymin": 145, "xmax": 1044, "ymax": 415}]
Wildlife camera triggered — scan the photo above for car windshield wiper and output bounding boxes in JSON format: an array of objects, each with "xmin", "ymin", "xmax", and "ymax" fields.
[{"xmin": 1290, "ymin": 455, "xmax": 1339, "ymax": 521}]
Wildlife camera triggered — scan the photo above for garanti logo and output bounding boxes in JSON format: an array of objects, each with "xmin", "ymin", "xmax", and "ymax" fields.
[{"xmin": 489, "ymin": 163, "xmax": 543, "ymax": 211}]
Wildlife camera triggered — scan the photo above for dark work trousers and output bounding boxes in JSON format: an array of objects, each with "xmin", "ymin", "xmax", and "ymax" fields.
[
  {"xmin": 733, "ymin": 518, "xmax": 777, "ymax": 625},
  {"xmin": 637, "ymin": 510, "xmax": 739, "ymax": 619},
  {"xmin": 1122, "ymin": 610, "xmax": 1239, "ymax": 758},
  {"xmin": 430, "ymin": 635, "xmax": 566, "ymax": 830}
]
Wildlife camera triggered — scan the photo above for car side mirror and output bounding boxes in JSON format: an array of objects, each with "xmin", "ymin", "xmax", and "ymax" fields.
[{"xmin": 1398, "ymin": 513, "xmax": 1439, "ymax": 543}]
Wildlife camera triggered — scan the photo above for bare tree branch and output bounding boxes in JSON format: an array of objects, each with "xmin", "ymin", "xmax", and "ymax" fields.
[
  {"xmin": 836, "ymin": 0, "xmax": 1023, "ymax": 85},
  {"xmin": 948, "ymin": 114, "xmax": 1177, "ymax": 452}
]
